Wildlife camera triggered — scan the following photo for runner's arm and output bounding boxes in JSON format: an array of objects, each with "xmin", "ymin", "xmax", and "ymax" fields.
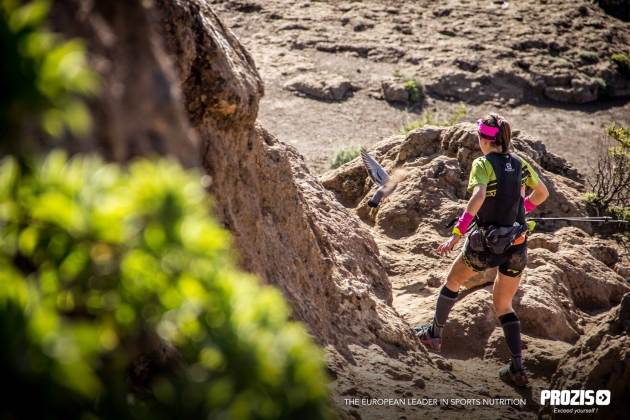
[
  {"xmin": 438, "ymin": 183, "xmax": 487, "ymax": 256},
  {"xmin": 465, "ymin": 183, "xmax": 487, "ymax": 216},
  {"xmin": 529, "ymin": 179, "xmax": 549, "ymax": 205}
]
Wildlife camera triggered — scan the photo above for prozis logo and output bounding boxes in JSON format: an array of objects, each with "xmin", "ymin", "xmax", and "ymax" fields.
[{"xmin": 541, "ymin": 390, "xmax": 611, "ymax": 406}]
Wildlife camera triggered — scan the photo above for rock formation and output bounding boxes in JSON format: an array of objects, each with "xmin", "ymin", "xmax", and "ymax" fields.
[
  {"xmin": 51, "ymin": 0, "xmax": 198, "ymax": 166},
  {"xmin": 544, "ymin": 292, "xmax": 630, "ymax": 419},
  {"xmin": 284, "ymin": 72, "xmax": 356, "ymax": 101},
  {"xmin": 155, "ymin": 0, "xmax": 416, "ymax": 356}
]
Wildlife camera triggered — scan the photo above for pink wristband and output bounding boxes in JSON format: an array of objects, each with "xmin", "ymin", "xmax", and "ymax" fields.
[
  {"xmin": 453, "ymin": 211, "xmax": 474, "ymax": 236},
  {"xmin": 524, "ymin": 196, "xmax": 537, "ymax": 213}
]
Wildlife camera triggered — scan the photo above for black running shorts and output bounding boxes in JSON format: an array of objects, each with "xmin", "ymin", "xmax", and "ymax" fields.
[{"xmin": 461, "ymin": 238, "xmax": 528, "ymax": 278}]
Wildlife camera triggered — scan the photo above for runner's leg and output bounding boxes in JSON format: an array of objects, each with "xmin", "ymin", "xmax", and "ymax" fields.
[
  {"xmin": 445, "ymin": 254, "xmax": 479, "ymax": 292},
  {"xmin": 493, "ymin": 272, "xmax": 524, "ymax": 372},
  {"xmin": 492, "ymin": 271, "xmax": 520, "ymax": 316},
  {"xmin": 430, "ymin": 255, "xmax": 478, "ymax": 338}
]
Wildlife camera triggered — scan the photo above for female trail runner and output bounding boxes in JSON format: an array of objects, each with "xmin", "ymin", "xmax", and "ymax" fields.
[{"xmin": 415, "ymin": 113, "xmax": 549, "ymax": 387}]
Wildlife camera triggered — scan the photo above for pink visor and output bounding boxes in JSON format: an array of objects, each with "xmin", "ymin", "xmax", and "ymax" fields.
[{"xmin": 476, "ymin": 119, "xmax": 499, "ymax": 141}]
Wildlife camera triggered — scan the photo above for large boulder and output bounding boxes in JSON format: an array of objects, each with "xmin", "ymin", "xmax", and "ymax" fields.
[
  {"xmin": 284, "ymin": 72, "xmax": 355, "ymax": 101},
  {"xmin": 381, "ymin": 80, "xmax": 409, "ymax": 102},
  {"xmin": 544, "ymin": 292, "xmax": 630, "ymax": 419},
  {"xmin": 155, "ymin": 0, "xmax": 416, "ymax": 354}
]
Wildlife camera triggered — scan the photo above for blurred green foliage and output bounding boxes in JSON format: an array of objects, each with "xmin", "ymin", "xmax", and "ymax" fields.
[
  {"xmin": 329, "ymin": 145, "xmax": 361, "ymax": 169},
  {"xmin": 0, "ymin": 0, "xmax": 98, "ymax": 148},
  {"xmin": 0, "ymin": 152, "xmax": 331, "ymax": 419}
]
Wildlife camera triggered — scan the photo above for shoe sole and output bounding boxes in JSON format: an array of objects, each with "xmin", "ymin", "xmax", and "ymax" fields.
[{"xmin": 499, "ymin": 370, "xmax": 529, "ymax": 387}]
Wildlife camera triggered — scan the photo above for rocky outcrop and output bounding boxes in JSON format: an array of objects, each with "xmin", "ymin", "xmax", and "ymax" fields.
[
  {"xmin": 322, "ymin": 123, "xmax": 590, "ymax": 238},
  {"xmin": 544, "ymin": 292, "xmax": 630, "ymax": 419},
  {"xmin": 154, "ymin": 0, "xmax": 418, "ymax": 356},
  {"xmin": 50, "ymin": 0, "xmax": 198, "ymax": 166},
  {"xmin": 284, "ymin": 72, "xmax": 355, "ymax": 101}
]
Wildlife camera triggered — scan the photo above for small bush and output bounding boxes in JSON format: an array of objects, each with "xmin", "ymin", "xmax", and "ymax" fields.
[
  {"xmin": 0, "ymin": 152, "xmax": 331, "ymax": 419},
  {"xmin": 576, "ymin": 50, "xmax": 599, "ymax": 64},
  {"xmin": 611, "ymin": 52, "xmax": 630, "ymax": 79},
  {"xmin": 392, "ymin": 70, "xmax": 424, "ymax": 103},
  {"xmin": 584, "ymin": 191, "xmax": 599, "ymax": 206},
  {"xmin": 549, "ymin": 56, "xmax": 575, "ymax": 69},
  {"xmin": 330, "ymin": 145, "xmax": 361, "ymax": 169},
  {"xmin": 404, "ymin": 80, "xmax": 421, "ymax": 102},
  {"xmin": 595, "ymin": 77, "xmax": 614, "ymax": 97},
  {"xmin": 399, "ymin": 102, "xmax": 467, "ymax": 134},
  {"xmin": 607, "ymin": 122, "xmax": 630, "ymax": 148},
  {"xmin": 587, "ymin": 123, "xmax": 630, "ymax": 256},
  {"xmin": 587, "ymin": 123, "xmax": 630, "ymax": 221}
]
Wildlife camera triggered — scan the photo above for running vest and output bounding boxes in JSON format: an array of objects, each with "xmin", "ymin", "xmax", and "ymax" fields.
[{"xmin": 476, "ymin": 153, "xmax": 525, "ymax": 228}]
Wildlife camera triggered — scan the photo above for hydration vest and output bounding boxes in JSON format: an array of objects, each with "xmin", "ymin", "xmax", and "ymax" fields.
[{"xmin": 476, "ymin": 153, "xmax": 525, "ymax": 228}]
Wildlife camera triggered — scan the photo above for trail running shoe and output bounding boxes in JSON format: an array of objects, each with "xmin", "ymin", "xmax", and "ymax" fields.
[
  {"xmin": 499, "ymin": 363, "xmax": 529, "ymax": 387},
  {"xmin": 414, "ymin": 325, "xmax": 441, "ymax": 352}
]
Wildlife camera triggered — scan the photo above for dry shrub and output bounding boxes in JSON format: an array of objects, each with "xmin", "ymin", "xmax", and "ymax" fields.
[{"xmin": 587, "ymin": 123, "xmax": 630, "ymax": 256}]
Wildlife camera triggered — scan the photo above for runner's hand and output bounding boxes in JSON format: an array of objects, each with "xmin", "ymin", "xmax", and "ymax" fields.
[{"xmin": 437, "ymin": 234, "xmax": 461, "ymax": 257}]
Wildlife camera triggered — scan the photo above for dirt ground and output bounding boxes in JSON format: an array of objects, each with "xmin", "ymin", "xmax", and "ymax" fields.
[
  {"xmin": 211, "ymin": 0, "xmax": 630, "ymax": 179},
  {"xmin": 255, "ymin": 49, "xmax": 630, "ymax": 178}
]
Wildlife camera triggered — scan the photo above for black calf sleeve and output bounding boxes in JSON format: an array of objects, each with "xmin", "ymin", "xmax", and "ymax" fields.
[
  {"xmin": 500, "ymin": 312, "xmax": 523, "ymax": 371},
  {"xmin": 499, "ymin": 312, "xmax": 519, "ymax": 324},
  {"xmin": 430, "ymin": 286, "xmax": 459, "ymax": 338}
]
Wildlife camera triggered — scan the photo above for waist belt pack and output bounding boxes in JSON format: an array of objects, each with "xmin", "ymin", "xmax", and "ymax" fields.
[{"xmin": 468, "ymin": 223, "xmax": 531, "ymax": 254}]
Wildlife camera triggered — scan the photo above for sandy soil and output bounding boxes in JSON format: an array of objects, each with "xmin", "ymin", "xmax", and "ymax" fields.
[{"xmin": 255, "ymin": 49, "xmax": 630, "ymax": 177}]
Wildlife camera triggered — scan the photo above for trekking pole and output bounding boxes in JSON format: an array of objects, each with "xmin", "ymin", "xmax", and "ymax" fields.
[
  {"xmin": 445, "ymin": 218, "xmax": 458, "ymax": 229},
  {"xmin": 526, "ymin": 216, "xmax": 629, "ymax": 224}
]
